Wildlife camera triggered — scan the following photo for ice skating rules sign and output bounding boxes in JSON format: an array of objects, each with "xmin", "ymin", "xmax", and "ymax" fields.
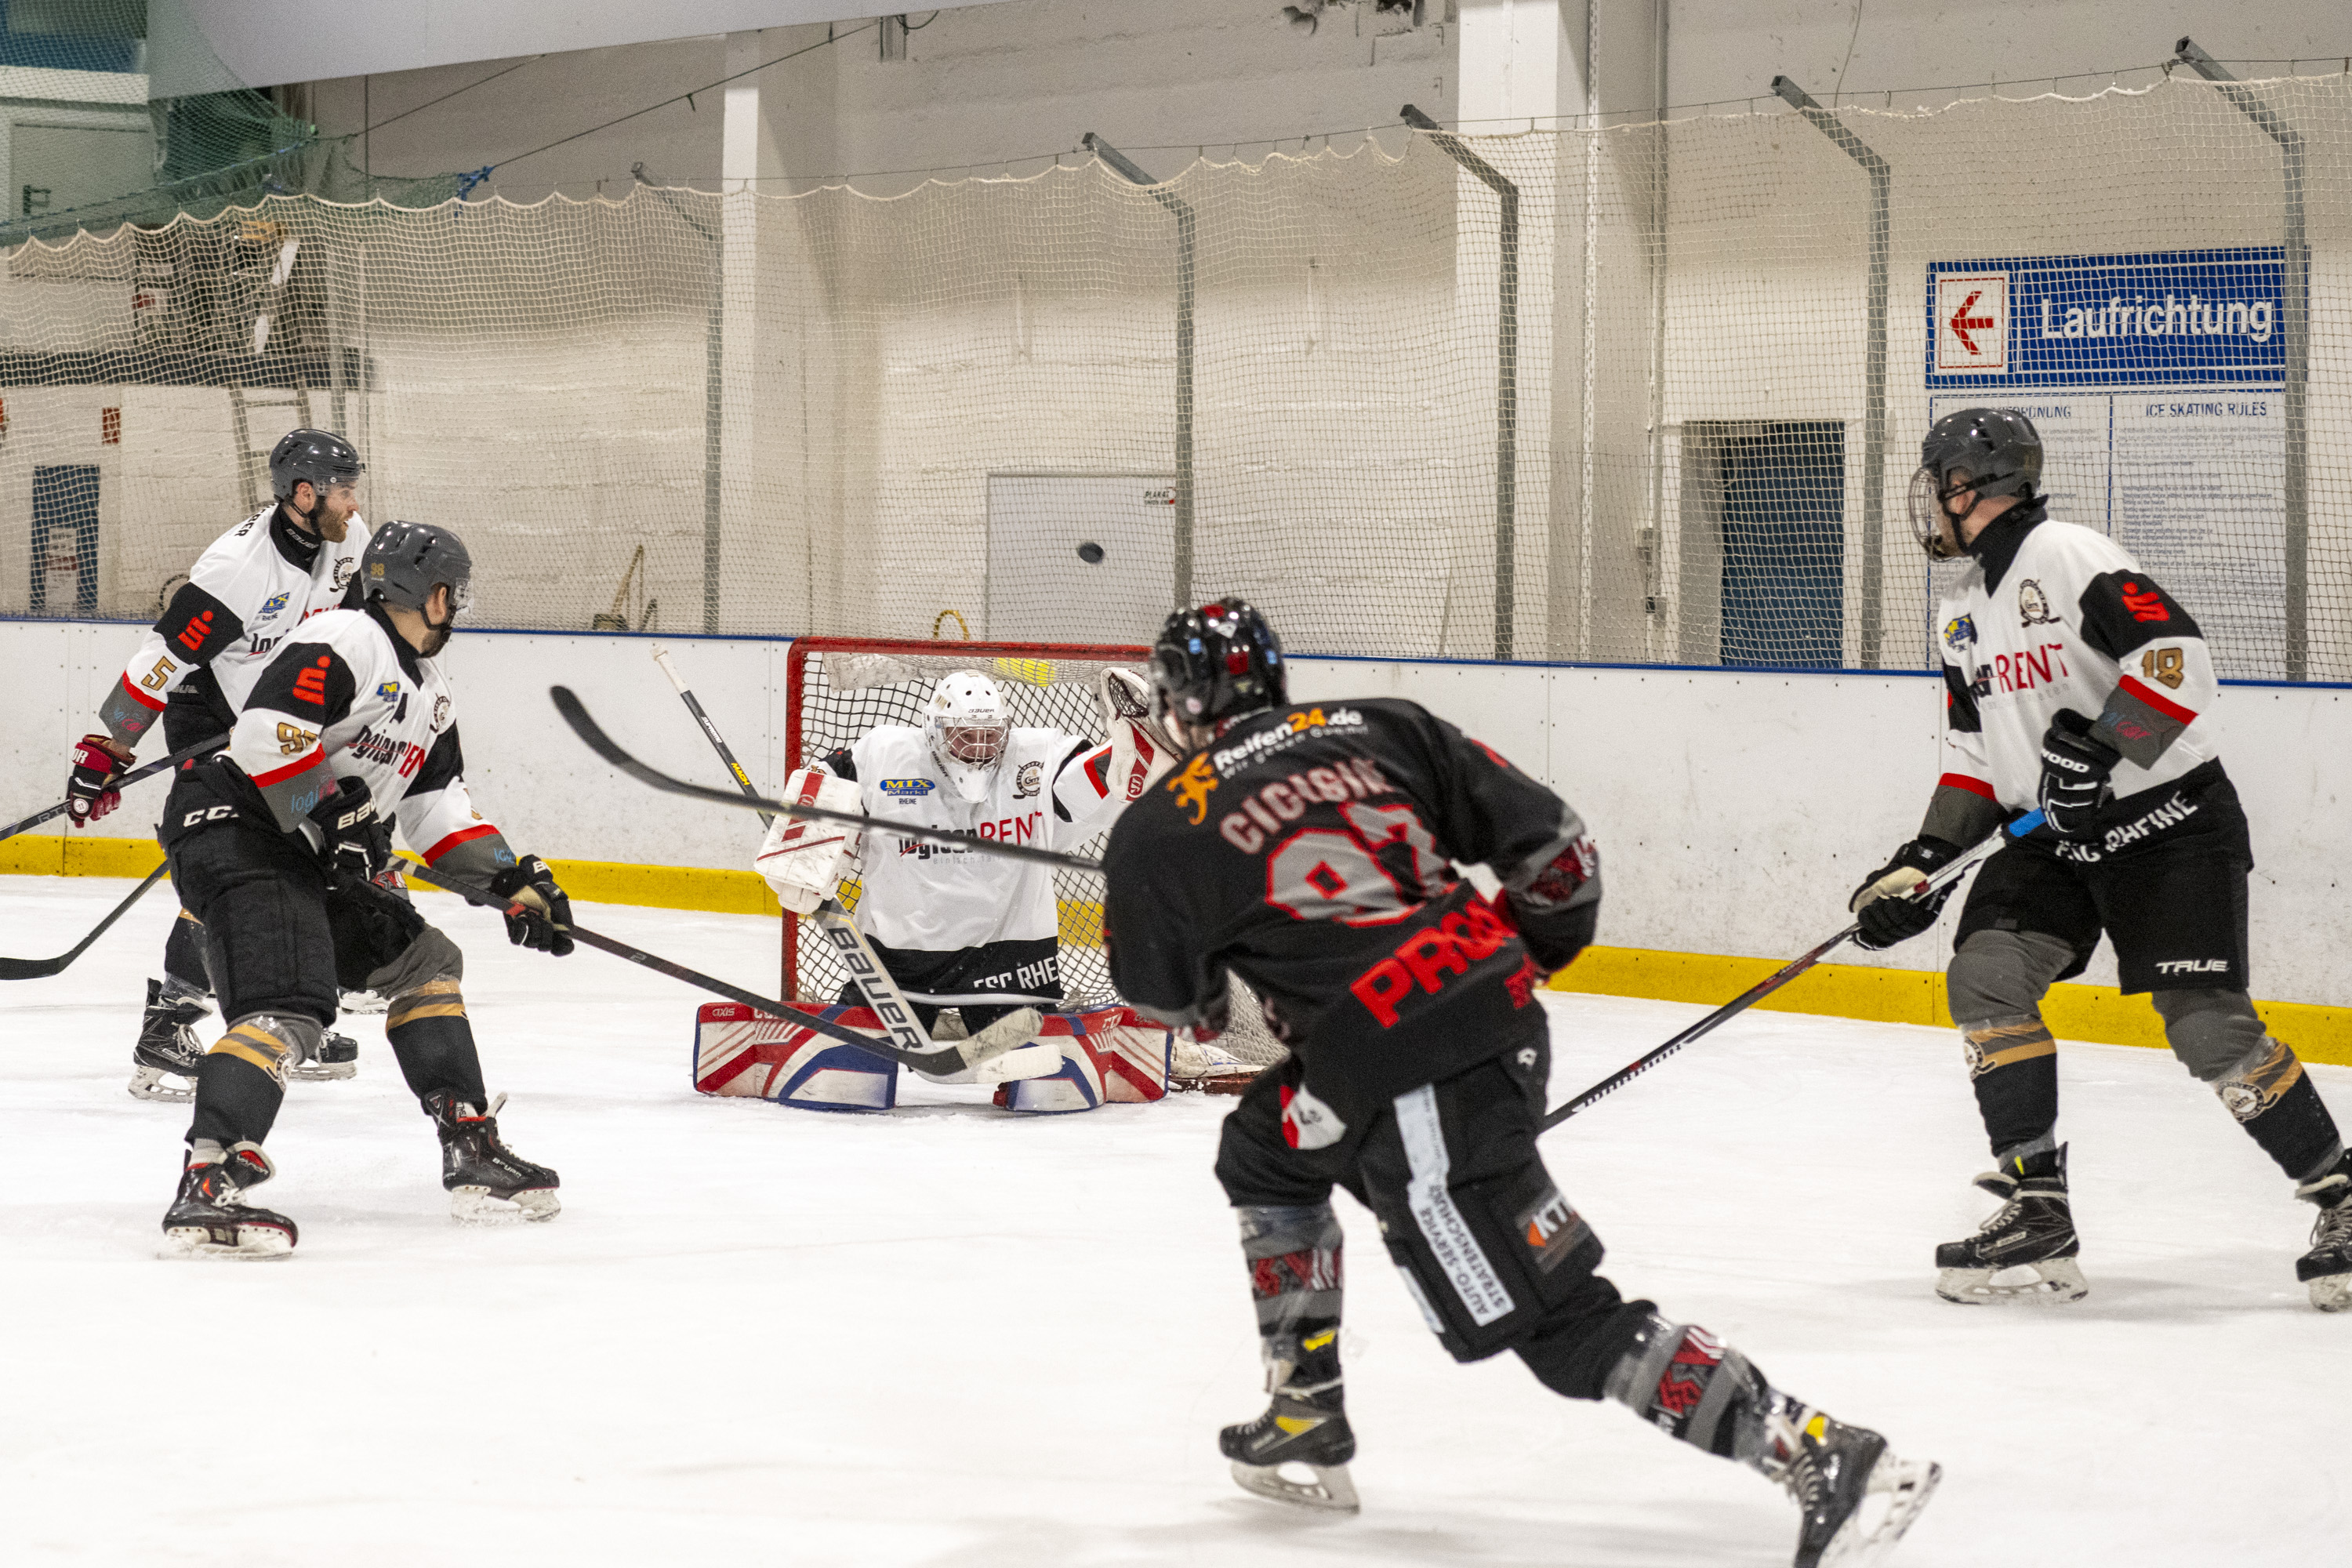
[{"xmin": 1925, "ymin": 249, "xmax": 2291, "ymax": 675}]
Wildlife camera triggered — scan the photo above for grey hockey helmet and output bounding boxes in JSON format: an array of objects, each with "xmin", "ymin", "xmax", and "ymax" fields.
[
  {"xmin": 1909, "ymin": 408, "xmax": 2042, "ymax": 559},
  {"xmin": 361, "ymin": 521, "xmax": 473, "ymax": 617},
  {"xmin": 269, "ymin": 427, "xmax": 363, "ymax": 502}
]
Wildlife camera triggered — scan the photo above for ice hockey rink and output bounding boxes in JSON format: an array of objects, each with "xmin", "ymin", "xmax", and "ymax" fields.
[{"xmin": 2, "ymin": 875, "xmax": 2344, "ymax": 1568}]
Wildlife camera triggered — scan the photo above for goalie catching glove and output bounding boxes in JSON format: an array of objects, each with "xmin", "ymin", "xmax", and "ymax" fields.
[
  {"xmin": 753, "ymin": 768, "xmax": 865, "ymax": 915},
  {"xmin": 1100, "ymin": 666, "xmax": 1181, "ymax": 804}
]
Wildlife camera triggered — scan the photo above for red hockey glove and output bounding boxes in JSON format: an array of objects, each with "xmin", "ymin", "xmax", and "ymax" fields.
[{"xmin": 66, "ymin": 735, "xmax": 133, "ymax": 826}]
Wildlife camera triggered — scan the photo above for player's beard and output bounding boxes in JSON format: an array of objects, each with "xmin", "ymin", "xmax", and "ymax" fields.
[{"xmin": 314, "ymin": 502, "xmax": 353, "ymax": 544}]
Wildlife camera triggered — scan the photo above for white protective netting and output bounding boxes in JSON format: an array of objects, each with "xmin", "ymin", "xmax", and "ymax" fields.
[{"xmin": 3, "ymin": 72, "xmax": 2349, "ymax": 678}]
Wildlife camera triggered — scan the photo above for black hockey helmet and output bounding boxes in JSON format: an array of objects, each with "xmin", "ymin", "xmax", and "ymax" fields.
[
  {"xmin": 269, "ymin": 427, "xmax": 363, "ymax": 503},
  {"xmin": 362, "ymin": 521, "xmax": 473, "ymax": 617},
  {"xmin": 1152, "ymin": 597, "xmax": 1285, "ymax": 730},
  {"xmin": 1910, "ymin": 408, "xmax": 2041, "ymax": 559}
]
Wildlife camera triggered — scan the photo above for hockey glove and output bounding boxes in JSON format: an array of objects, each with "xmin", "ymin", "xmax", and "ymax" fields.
[
  {"xmin": 489, "ymin": 855, "xmax": 574, "ymax": 956},
  {"xmin": 2037, "ymin": 709, "xmax": 2118, "ymax": 839},
  {"xmin": 1848, "ymin": 837, "xmax": 1963, "ymax": 950},
  {"xmin": 305, "ymin": 776, "xmax": 393, "ymax": 881},
  {"xmin": 66, "ymin": 735, "xmax": 133, "ymax": 826}
]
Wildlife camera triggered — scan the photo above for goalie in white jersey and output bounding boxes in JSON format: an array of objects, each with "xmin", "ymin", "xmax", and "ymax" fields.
[
  {"xmin": 1846, "ymin": 407, "xmax": 2351, "ymax": 1312},
  {"xmin": 754, "ymin": 669, "xmax": 1169, "ymax": 1033}
]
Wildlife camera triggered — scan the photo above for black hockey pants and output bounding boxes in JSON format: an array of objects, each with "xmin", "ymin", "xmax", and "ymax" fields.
[
  {"xmin": 167, "ymin": 820, "xmax": 486, "ymax": 1146},
  {"xmin": 1214, "ymin": 1032, "xmax": 1656, "ymax": 1400}
]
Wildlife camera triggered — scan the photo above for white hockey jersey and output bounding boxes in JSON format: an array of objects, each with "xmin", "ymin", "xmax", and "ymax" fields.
[
  {"xmin": 816, "ymin": 726, "xmax": 1122, "ymax": 953},
  {"xmin": 1936, "ymin": 514, "xmax": 2220, "ymax": 814},
  {"xmin": 96, "ymin": 504, "xmax": 371, "ymax": 748},
  {"xmin": 223, "ymin": 604, "xmax": 513, "ymax": 877}
]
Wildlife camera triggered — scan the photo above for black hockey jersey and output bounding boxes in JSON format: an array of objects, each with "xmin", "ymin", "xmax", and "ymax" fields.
[{"xmin": 1102, "ymin": 699, "xmax": 1599, "ymax": 1118}]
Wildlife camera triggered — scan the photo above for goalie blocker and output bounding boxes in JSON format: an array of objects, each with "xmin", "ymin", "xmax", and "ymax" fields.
[{"xmin": 695, "ymin": 1001, "xmax": 1172, "ymax": 1114}]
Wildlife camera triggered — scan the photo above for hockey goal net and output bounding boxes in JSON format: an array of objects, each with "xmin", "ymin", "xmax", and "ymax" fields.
[{"xmin": 779, "ymin": 636, "xmax": 1286, "ymax": 1069}]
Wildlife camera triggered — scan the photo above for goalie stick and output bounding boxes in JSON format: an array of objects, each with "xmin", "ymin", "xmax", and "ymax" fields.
[
  {"xmin": 397, "ymin": 856, "xmax": 1048, "ymax": 1080},
  {"xmin": 1539, "ymin": 811, "xmax": 2045, "ymax": 1132},
  {"xmin": 647, "ymin": 645, "xmax": 1024, "ymax": 1073},
  {"xmin": 550, "ymin": 685, "xmax": 1102, "ymax": 873},
  {"xmin": 0, "ymin": 862, "xmax": 170, "ymax": 981},
  {"xmin": 2, "ymin": 735, "xmax": 227, "ymax": 844}
]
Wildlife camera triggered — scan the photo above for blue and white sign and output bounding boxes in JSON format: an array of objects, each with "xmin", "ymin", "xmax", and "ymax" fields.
[{"xmin": 1927, "ymin": 248, "xmax": 2286, "ymax": 387}]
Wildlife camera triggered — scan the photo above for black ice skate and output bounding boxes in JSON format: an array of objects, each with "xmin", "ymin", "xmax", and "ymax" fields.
[
  {"xmin": 160, "ymin": 1142, "xmax": 296, "ymax": 1260},
  {"xmin": 1934, "ymin": 1148, "xmax": 2088, "ymax": 1305},
  {"xmin": 129, "ymin": 977, "xmax": 209, "ymax": 1102},
  {"xmin": 1219, "ymin": 1328, "xmax": 1358, "ymax": 1513},
  {"xmin": 289, "ymin": 1028, "xmax": 360, "ymax": 1082},
  {"xmin": 2293, "ymin": 1158, "xmax": 2352, "ymax": 1313},
  {"xmin": 426, "ymin": 1091, "xmax": 561, "ymax": 1223},
  {"xmin": 1765, "ymin": 1407, "xmax": 1940, "ymax": 1568}
]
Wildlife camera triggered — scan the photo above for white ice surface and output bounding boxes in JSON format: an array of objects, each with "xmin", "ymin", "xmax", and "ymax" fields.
[{"xmin": 2, "ymin": 875, "xmax": 2347, "ymax": 1567}]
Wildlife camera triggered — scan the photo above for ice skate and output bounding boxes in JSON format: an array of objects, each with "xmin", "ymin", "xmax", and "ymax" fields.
[
  {"xmin": 1219, "ymin": 1328, "xmax": 1357, "ymax": 1514},
  {"xmin": 426, "ymin": 1091, "xmax": 561, "ymax": 1223},
  {"xmin": 2294, "ymin": 1160, "xmax": 2352, "ymax": 1312},
  {"xmin": 338, "ymin": 986, "xmax": 389, "ymax": 1014},
  {"xmin": 1771, "ymin": 1410, "xmax": 1940, "ymax": 1568},
  {"xmin": 129, "ymin": 977, "xmax": 209, "ymax": 1102},
  {"xmin": 159, "ymin": 1142, "xmax": 296, "ymax": 1260},
  {"xmin": 288, "ymin": 1028, "xmax": 360, "ymax": 1082},
  {"xmin": 1934, "ymin": 1149, "xmax": 2087, "ymax": 1305}
]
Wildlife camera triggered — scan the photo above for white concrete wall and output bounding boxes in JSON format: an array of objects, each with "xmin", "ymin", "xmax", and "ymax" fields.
[{"xmin": 8, "ymin": 619, "xmax": 2345, "ymax": 1005}]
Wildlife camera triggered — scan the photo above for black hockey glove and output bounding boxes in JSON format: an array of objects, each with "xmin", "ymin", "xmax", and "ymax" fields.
[
  {"xmin": 305, "ymin": 776, "xmax": 392, "ymax": 881},
  {"xmin": 488, "ymin": 855, "xmax": 574, "ymax": 957},
  {"xmin": 2037, "ymin": 709, "xmax": 2118, "ymax": 839},
  {"xmin": 1848, "ymin": 837, "xmax": 1963, "ymax": 950}
]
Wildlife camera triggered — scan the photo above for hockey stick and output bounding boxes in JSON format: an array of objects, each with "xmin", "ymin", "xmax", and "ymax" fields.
[
  {"xmin": 1, "ymin": 735, "xmax": 227, "ymax": 844},
  {"xmin": 0, "ymin": 862, "xmax": 171, "ymax": 982},
  {"xmin": 396, "ymin": 856, "xmax": 1045, "ymax": 1079},
  {"xmin": 1538, "ymin": 811, "xmax": 2045, "ymax": 1131},
  {"xmin": 550, "ymin": 684, "xmax": 1103, "ymax": 873},
  {"xmin": 645, "ymin": 647, "xmax": 1048, "ymax": 1074}
]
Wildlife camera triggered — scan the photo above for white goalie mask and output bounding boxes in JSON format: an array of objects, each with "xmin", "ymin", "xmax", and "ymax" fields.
[{"xmin": 923, "ymin": 671, "xmax": 1011, "ymax": 803}]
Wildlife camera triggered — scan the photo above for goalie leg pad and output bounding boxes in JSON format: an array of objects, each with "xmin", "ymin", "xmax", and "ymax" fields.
[
  {"xmin": 694, "ymin": 1002, "xmax": 898, "ymax": 1112},
  {"xmin": 991, "ymin": 1007, "xmax": 1171, "ymax": 1114}
]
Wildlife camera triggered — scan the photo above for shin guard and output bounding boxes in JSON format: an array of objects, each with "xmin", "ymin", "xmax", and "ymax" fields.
[
  {"xmin": 188, "ymin": 1013, "xmax": 318, "ymax": 1148},
  {"xmin": 386, "ymin": 980, "xmax": 489, "ymax": 1108},
  {"xmin": 2215, "ymin": 1037, "xmax": 2345, "ymax": 1183},
  {"xmin": 1961, "ymin": 1013, "xmax": 2060, "ymax": 1161}
]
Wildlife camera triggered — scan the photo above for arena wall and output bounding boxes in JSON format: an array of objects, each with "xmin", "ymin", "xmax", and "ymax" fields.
[{"xmin": 5, "ymin": 620, "xmax": 2345, "ymax": 1055}]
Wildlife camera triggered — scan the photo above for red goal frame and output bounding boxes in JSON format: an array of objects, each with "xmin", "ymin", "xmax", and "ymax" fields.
[{"xmin": 778, "ymin": 635, "xmax": 1152, "ymax": 1000}]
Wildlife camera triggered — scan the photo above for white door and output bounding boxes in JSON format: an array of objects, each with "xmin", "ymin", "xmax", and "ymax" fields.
[
  {"xmin": 985, "ymin": 473, "xmax": 1177, "ymax": 644},
  {"xmin": 13, "ymin": 123, "xmax": 154, "ymax": 223}
]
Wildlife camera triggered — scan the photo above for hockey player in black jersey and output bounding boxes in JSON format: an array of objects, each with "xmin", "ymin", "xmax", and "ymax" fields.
[
  {"xmin": 67, "ymin": 429, "xmax": 371, "ymax": 1100},
  {"xmin": 1102, "ymin": 600, "xmax": 1937, "ymax": 1566},
  {"xmin": 154, "ymin": 521, "xmax": 572, "ymax": 1258},
  {"xmin": 1850, "ymin": 408, "xmax": 2352, "ymax": 1312}
]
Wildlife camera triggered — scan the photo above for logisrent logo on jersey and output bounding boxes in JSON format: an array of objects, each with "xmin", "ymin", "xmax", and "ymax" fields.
[
  {"xmin": 1167, "ymin": 753, "xmax": 1218, "ymax": 824},
  {"xmin": 1014, "ymin": 760, "xmax": 1041, "ymax": 799},
  {"xmin": 2017, "ymin": 578, "xmax": 2060, "ymax": 626},
  {"xmin": 880, "ymin": 777, "xmax": 936, "ymax": 797},
  {"xmin": 1942, "ymin": 614, "xmax": 1977, "ymax": 652}
]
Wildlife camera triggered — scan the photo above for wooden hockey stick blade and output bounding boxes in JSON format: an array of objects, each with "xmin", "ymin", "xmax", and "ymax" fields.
[
  {"xmin": 2, "ymin": 736, "xmax": 226, "ymax": 844},
  {"xmin": 1539, "ymin": 811, "xmax": 2043, "ymax": 1131},
  {"xmin": 398, "ymin": 857, "xmax": 993, "ymax": 1072},
  {"xmin": 550, "ymin": 685, "xmax": 1102, "ymax": 873},
  {"xmin": 0, "ymin": 862, "xmax": 170, "ymax": 981}
]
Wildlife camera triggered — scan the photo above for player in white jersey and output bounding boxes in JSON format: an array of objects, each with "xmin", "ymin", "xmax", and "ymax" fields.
[
  {"xmin": 753, "ymin": 669, "xmax": 1169, "ymax": 1032},
  {"xmin": 1847, "ymin": 408, "xmax": 2351, "ymax": 1311},
  {"xmin": 65, "ymin": 429, "xmax": 372, "ymax": 1101},
  {"xmin": 153, "ymin": 521, "xmax": 573, "ymax": 1258}
]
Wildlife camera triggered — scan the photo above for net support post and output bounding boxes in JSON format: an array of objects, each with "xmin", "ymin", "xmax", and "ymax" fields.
[
  {"xmin": 1402, "ymin": 105, "xmax": 1519, "ymax": 662},
  {"xmin": 1083, "ymin": 134, "xmax": 1196, "ymax": 608},
  {"xmin": 2176, "ymin": 38, "xmax": 2308, "ymax": 681},
  {"xmin": 634, "ymin": 162, "xmax": 724, "ymax": 634},
  {"xmin": 1770, "ymin": 76, "xmax": 1889, "ymax": 670}
]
